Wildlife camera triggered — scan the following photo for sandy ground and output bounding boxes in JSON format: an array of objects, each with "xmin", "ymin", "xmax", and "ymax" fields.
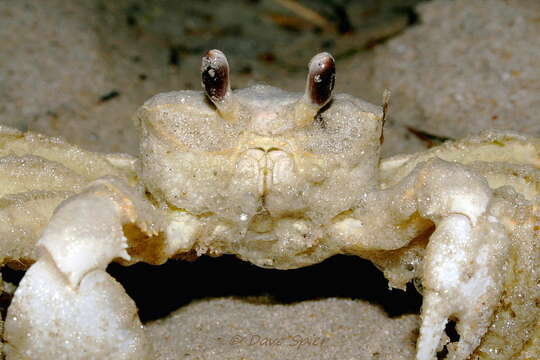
[
  {"xmin": 0, "ymin": 0, "xmax": 426, "ymax": 157},
  {"xmin": 370, "ymin": 0, "xmax": 540, "ymax": 139},
  {"xmin": 146, "ymin": 297, "xmax": 418, "ymax": 360}
]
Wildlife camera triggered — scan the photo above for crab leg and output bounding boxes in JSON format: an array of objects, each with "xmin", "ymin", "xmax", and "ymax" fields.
[
  {"xmin": 332, "ymin": 158, "xmax": 510, "ymax": 360},
  {"xmin": 4, "ymin": 177, "xmax": 163, "ymax": 360}
]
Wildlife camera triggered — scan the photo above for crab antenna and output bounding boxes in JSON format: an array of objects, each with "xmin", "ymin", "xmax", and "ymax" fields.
[
  {"xmin": 295, "ymin": 52, "xmax": 336, "ymax": 127},
  {"xmin": 201, "ymin": 49, "xmax": 237, "ymax": 122},
  {"xmin": 380, "ymin": 89, "xmax": 391, "ymax": 144}
]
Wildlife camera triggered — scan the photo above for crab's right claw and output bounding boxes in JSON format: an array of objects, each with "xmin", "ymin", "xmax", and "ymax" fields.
[{"xmin": 4, "ymin": 179, "xmax": 158, "ymax": 359}]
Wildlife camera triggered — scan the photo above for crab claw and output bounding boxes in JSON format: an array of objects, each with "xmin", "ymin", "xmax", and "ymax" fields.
[
  {"xmin": 409, "ymin": 161, "xmax": 510, "ymax": 359},
  {"xmin": 201, "ymin": 49, "xmax": 237, "ymax": 122},
  {"xmin": 4, "ymin": 179, "xmax": 157, "ymax": 359},
  {"xmin": 295, "ymin": 52, "xmax": 336, "ymax": 127},
  {"xmin": 37, "ymin": 192, "xmax": 130, "ymax": 287},
  {"xmin": 416, "ymin": 213, "xmax": 509, "ymax": 360},
  {"xmin": 332, "ymin": 159, "xmax": 513, "ymax": 360}
]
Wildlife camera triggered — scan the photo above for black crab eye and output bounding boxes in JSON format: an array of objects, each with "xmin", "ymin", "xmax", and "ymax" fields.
[
  {"xmin": 201, "ymin": 49, "xmax": 230, "ymax": 103},
  {"xmin": 307, "ymin": 52, "xmax": 335, "ymax": 106}
]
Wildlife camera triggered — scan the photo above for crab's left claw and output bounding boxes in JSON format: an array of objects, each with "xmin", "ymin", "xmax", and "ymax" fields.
[
  {"xmin": 332, "ymin": 159, "xmax": 512, "ymax": 360},
  {"xmin": 410, "ymin": 161, "xmax": 511, "ymax": 360},
  {"xmin": 416, "ymin": 213, "xmax": 508, "ymax": 360}
]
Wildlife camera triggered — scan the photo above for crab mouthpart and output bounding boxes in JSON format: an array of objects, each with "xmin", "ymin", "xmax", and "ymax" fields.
[{"xmin": 236, "ymin": 148, "xmax": 296, "ymax": 198}]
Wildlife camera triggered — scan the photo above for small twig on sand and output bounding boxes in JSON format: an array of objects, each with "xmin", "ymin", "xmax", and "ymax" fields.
[
  {"xmin": 406, "ymin": 127, "xmax": 453, "ymax": 148},
  {"xmin": 273, "ymin": 0, "xmax": 335, "ymax": 32}
]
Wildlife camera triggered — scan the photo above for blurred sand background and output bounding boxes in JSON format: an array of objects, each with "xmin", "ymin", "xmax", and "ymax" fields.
[{"xmin": 1, "ymin": 0, "xmax": 539, "ymax": 358}]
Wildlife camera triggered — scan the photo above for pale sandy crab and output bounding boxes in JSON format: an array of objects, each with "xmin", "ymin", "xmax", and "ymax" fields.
[{"xmin": 0, "ymin": 50, "xmax": 538, "ymax": 360}]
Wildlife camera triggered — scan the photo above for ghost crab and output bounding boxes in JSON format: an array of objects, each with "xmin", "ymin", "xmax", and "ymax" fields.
[{"xmin": 0, "ymin": 50, "xmax": 538, "ymax": 359}]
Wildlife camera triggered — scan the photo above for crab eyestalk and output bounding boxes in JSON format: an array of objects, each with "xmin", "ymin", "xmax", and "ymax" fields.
[
  {"xmin": 201, "ymin": 49, "xmax": 237, "ymax": 122},
  {"xmin": 295, "ymin": 52, "xmax": 336, "ymax": 127}
]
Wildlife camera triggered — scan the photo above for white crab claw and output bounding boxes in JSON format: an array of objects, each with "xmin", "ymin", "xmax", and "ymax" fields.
[
  {"xmin": 37, "ymin": 192, "xmax": 131, "ymax": 287},
  {"xmin": 416, "ymin": 214, "xmax": 509, "ymax": 360},
  {"xmin": 4, "ymin": 182, "xmax": 151, "ymax": 359},
  {"xmin": 4, "ymin": 255, "xmax": 149, "ymax": 359}
]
